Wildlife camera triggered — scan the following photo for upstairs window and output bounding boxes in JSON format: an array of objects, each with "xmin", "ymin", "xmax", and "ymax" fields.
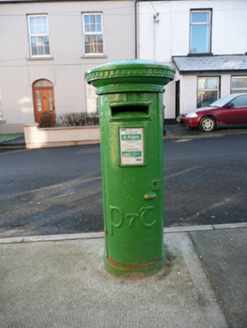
[
  {"xmin": 82, "ymin": 13, "xmax": 104, "ymax": 55},
  {"xmin": 190, "ymin": 10, "xmax": 211, "ymax": 53},
  {"xmin": 28, "ymin": 15, "xmax": 50, "ymax": 57},
  {"xmin": 197, "ymin": 77, "xmax": 219, "ymax": 108},
  {"xmin": 231, "ymin": 76, "xmax": 247, "ymax": 94}
]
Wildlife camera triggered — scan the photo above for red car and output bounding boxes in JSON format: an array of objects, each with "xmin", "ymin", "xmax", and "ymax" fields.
[{"xmin": 176, "ymin": 93, "xmax": 247, "ymax": 132}]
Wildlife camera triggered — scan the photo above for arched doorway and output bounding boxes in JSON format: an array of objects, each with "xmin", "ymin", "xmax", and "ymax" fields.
[{"xmin": 33, "ymin": 79, "xmax": 55, "ymax": 127}]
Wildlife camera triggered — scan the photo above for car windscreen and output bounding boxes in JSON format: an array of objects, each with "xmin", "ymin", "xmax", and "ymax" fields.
[{"xmin": 209, "ymin": 94, "xmax": 237, "ymax": 107}]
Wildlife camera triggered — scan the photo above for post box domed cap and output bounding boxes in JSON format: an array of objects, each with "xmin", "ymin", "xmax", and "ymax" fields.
[{"xmin": 84, "ymin": 59, "xmax": 176, "ymax": 94}]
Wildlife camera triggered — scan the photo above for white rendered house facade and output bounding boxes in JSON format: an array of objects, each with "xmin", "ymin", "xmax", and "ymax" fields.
[{"xmin": 137, "ymin": 0, "xmax": 247, "ymax": 122}]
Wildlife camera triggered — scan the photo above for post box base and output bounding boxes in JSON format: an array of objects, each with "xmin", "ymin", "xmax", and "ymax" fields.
[{"xmin": 104, "ymin": 252, "xmax": 166, "ymax": 279}]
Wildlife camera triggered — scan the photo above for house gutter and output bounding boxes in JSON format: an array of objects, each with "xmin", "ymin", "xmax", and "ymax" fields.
[{"xmin": 135, "ymin": 0, "xmax": 141, "ymax": 59}]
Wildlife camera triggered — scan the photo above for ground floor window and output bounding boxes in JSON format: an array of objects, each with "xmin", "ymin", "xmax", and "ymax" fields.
[
  {"xmin": 231, "ymin": 76, "xmax": 247, "ymax": 94},
  {"xmin": 86, "ymin": 83, "xmax": 98, "ymax": 114},
  {"xmin": 197, "ymin": 77, "xmax": 219, "ymax": 108}
]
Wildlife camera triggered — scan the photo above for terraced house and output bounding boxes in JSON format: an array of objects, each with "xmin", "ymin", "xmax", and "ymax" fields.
[
  {"xmin": 0, "ymin": 0, "xmax": 135, "ymax": 133},
  {"xmin": 137, "ymin": 0, "xmax": 247, "ymax": 122}
]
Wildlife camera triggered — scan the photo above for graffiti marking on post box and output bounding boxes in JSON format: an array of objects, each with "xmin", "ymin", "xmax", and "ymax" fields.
[
  {"xmin": 109, "ymin": 206, "xmax": 124, "ymax": 236},
  {"xmin": 125, "ymin": 213, "xmax": 139, "ymax": 228},
  {"xmin": 140, "ymin": 206, "xmax": 156, "ymax": 228},
  {"xmin": 109, "ymin": 205, "xmax": 156, "ymax": 235},
  {"xmin": 120, "ymin": 128, "xmax": 144, "ymax": 165}
]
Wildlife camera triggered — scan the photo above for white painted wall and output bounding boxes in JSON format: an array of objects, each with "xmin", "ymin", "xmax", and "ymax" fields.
[
  {"xmin": 180, "ymin": 75, "xmax": 197, "ymax": 113},
  {"xmin": 163, "ymin": 77, "xmax": 176, "ymax": 119},
  {"xmin": 221, "ymin": 74, "xmax": 231, "ymax": 97},
  {"xmin": 139, "ymin": 0, "xmax": 247, "ymax": 60},
  {"xmin": 0, "ymin": 1, "xmax": 135, "ymax": 132}
]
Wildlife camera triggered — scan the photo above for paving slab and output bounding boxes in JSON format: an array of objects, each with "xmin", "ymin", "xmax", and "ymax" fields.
[
  {"xmin": 189, "ymin": 228, "xmax": 247, "ymax": 328},
  {"xmin": 0, "ymin": 233, "xmax": 228, "ymax": 328}
]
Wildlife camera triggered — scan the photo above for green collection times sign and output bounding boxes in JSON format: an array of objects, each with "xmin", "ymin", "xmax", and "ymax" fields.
[{"xmin": 121, "ymin": 134, "xmax": 141, "ymax": 141}]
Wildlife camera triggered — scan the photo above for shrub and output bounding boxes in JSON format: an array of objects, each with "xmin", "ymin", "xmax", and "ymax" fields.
[
  {"xmin": 55, "ymin": 112, "xmax": 99, "ymax": 127},
  {"xmin": 39, "ymin": 113, "xmax": 55, "ymax": 128}
]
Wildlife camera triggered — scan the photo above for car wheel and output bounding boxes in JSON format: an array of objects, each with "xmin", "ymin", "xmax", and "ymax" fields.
[{"xmin": 199, "ymin": 116, "xmax": 216, "ymax": 132}]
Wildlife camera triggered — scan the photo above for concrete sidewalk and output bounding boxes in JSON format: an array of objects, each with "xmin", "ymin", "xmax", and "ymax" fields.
[{"xmin": 1, "ymin": 225, "xmax": 246, "ymax": 328}]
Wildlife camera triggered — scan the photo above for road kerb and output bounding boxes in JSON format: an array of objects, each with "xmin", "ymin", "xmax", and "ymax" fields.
[
  {"xmin": 213, "ymin": 222, "xmax": 247, "ymax": 230},
  {"xmin": 0, "ymin": 222, "xmax": 246, "ymax": 244}
]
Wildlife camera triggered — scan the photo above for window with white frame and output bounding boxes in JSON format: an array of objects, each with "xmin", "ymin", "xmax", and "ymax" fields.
[
  {"xmin": 82, "ymin": 13, "xmax": 104, "ymax": 55},
  {"xmin": 190, "ymin": 10, "xmax": 212, "ymax": 53},
  {"xmin": 231, "ymin": 76, "xmax": 247, "ymax": 94},
  {"xmin": 86, "ymin": 83, "xmax": 98, "ymax": 113},
  {"xmin": 28, "ymin": 15, "xmax": 50, "ymax": 57},
  {"xmin": 197, "ymin": 77, "xmax": 219, "ymax": 108}
]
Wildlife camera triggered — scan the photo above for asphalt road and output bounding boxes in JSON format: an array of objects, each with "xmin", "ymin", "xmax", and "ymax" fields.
[{"xmin": 0, "ymin": 135, "xmax": 246, "ymax": 237}]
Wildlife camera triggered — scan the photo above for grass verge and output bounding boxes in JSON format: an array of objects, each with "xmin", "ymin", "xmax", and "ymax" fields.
[{"xmin": 0, "ymin": 133, "xmax": 24, "ymax": 143}]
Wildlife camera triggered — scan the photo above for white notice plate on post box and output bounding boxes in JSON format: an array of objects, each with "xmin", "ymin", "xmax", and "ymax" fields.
[{"xmin": 120, "ymin": 128, "xmax": 144, "ymax": 165}]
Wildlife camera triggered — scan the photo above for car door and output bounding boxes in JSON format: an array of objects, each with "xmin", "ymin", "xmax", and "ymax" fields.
[{"xmin": 218, "ymin": 95, "xmax": 247, "ymax": 124}]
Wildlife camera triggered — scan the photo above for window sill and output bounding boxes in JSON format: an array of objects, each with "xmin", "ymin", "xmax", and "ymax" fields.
[
  {"xmin": 81, "ymin": 55, "xmax": 107, "ymax": 59},
  {"xmin": 28, "ymin": 56, "xmax": 54, "ymax": 61},
  {"xmin": 188, "ymin": 53, "xmax": 213, "ymax": 57}
]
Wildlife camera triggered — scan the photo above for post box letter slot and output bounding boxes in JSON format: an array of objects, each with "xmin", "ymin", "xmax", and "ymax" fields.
[{"xmin": 111, "ymin": 105, "xmax": 149, "ymax": 119}]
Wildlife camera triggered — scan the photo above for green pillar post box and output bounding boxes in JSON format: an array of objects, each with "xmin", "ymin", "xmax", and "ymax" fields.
[{"xmin": 85, "ymin": 60, "xmax": 175, "ymax": 278}]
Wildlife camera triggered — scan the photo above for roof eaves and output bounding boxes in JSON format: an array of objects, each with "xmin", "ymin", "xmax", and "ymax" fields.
[
  {"xmin": 179, "ymin": 69, "xmax": 247, "ymax": 75},
  {"xmin": 172, "ymin": 55, "xmax": 247, "ymax": 75}
]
